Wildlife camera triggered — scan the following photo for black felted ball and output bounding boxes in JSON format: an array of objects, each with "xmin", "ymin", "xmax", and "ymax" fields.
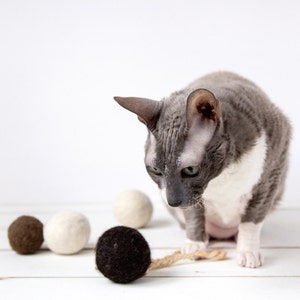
[
  {"xmin": 95, "ymin": 226, "xmax": 151, "ymax": 283},
  {"xmin": 8, "ymin": 215, "xmax": 44, "ymax": 254}
]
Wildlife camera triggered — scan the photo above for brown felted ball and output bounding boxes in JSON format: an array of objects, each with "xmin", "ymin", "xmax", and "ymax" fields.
[{"xmin": 8, "ymin": 215, "xmax": 44, "ymax": 254}]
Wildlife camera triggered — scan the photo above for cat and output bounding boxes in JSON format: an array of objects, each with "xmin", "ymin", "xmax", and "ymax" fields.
[{"xmin": 114, "ymin": 71, "xmax": 291, "ymax": 268}]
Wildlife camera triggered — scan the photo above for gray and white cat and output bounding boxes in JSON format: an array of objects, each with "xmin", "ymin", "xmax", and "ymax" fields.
[{"xmin": 114, "ymin": 71, "xmax": 291, "ymax": 268}]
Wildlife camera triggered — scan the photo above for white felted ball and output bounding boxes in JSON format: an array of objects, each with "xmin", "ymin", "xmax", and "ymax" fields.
[
  {"xmin": 44, "ymin": 211, "xmax": 91, "ymax": 255},
  {"xmin": 113, "ymin": 190, "xmax": 153, "ymax": 229}
]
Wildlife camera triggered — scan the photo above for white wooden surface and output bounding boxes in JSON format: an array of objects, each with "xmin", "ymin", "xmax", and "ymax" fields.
[{"xmin": 1, "ymin": 202, "xmax": 300, "ymax": 300}]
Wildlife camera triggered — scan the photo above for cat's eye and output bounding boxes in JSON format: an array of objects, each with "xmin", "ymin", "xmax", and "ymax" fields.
[
  {"xmin": 181, "ymin": 166, "xmax": 199, "ymax": 177},
  {"xmin": 148, "ymin": 166, "xmax": 163, "ymax": 176}
]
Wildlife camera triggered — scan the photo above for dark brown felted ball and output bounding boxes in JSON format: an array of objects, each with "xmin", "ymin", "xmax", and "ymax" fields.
[
  {"xmin": 95, "ymin": 226, "xmax": 151, "ymax": 283},
  {"xmin": 8, "ymin": 215, "xmax": 44, "ymax": 254}
]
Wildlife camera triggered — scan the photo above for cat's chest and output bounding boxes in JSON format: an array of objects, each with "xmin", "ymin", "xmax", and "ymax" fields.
[{"xmin": 203, "ymin": 132, "xmax": 267, "ymax": 226}]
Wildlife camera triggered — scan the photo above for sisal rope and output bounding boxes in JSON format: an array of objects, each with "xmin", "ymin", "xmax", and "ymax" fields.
[{"xmin": 148, "ymin": 249, "xmax": 226, "ymax": 271}]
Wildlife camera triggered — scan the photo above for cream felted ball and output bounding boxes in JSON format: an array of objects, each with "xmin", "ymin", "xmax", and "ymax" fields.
[
  {"xmin": 44, "ymin": 211, "xmax": 91, "ymax": 255},
  {"xmin": 113, "ymin": 190, "xmax": 153, "ymax": 229}
]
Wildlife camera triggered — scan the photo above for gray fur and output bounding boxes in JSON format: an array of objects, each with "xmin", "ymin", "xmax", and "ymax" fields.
[{"xmin": 114, "ymin": 71, "xmax": 291, "ymax": 258}]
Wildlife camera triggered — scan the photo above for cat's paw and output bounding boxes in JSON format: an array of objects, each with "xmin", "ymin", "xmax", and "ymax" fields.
[
  {"xmin": 237, "ymin": 251, "xmax": 263, "ymax": 268},
  {"xmin": 181, "ymin": 239, "xmax": 207, "ymax": 254}
]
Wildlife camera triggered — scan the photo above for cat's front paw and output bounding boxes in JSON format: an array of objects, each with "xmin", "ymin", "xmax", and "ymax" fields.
[
  {"xmin": 181, "ymin": 239, "xmax": 207, "ymax": 254},
  {"xmin": 237, "ymin": 251, "xmax": 263, "ymax": 268}
]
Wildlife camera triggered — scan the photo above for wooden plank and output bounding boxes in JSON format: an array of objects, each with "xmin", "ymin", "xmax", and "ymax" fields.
[
  {"xmin": 149, "ymin": 248, "xmax": 300, "ymax": 278},
  {"xmin": 1, "ymin": 204, "xmax": 299, "ymax": 300},
  {"xmin": 1, "ymin": 248, "xmax": 300, "ymax": 278},
  {"xmin": 1, "ymin": 277, "xmax": 299, "ymax": 300},
  {"xmin": 1, "ymin": 207, "xmax": 300, "ymax": 249}
]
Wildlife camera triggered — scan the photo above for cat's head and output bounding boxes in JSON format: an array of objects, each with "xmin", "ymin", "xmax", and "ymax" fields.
[{"xmin": 114, "ymin": 89, "xmax": 228, "ymax": 208}]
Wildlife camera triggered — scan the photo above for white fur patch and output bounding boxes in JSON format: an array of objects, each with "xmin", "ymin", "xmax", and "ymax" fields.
[
  {"xmin": 160, "ymin": 187, "xmax": 168, "ymax": 204},
  {"xmin": 178, "ymin": 122, "xmax": 215, "ymax": 168},
  {"xmin": 181, "ymin": 238, "xmax": 208, "ymax": 254},
  {"xmin": 145, "ymin": 133, "xmax": 157, "ymax": 166},
  {"xmin": 203, "ymin": 132, "xmax": 267, "ymax": 227}
]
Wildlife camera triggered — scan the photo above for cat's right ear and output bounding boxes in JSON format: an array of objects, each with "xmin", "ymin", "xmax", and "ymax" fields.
[
  {"xmin": 186, "ymin": 89, "xmax": 221, "ymax": 129},
  {"xmin": 114, "ymin": 96, "xmax": 162, "ymax": 131}
]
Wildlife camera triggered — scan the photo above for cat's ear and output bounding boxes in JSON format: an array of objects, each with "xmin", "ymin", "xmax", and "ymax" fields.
[
  {"xmin": 186, "ymin": 89, "xmax": 221, "ymax": 129},
  {"xmin": 114, "ymin": 96, "xmax": 162, "ymax": 131}
]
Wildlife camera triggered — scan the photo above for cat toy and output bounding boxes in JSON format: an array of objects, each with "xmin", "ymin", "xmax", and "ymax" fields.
[
  {"xmin": 95, "ymin": 226, "xmax": 226, "ymax": 284},
  {"xmin": 8, "ymin": 211, "xmax": 91, "ymax": 255},
  {"xmin": 8, "ymin": 216, "xmax": 44, "ymax": 254},
  {"xmin": 113, "ymin": 189, "xmax": 153, "ymax": 229}
]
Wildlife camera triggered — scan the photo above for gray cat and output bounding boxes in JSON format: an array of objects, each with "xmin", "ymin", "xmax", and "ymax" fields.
[{"xmin": 114, "ymin": 71, "xmax": 291, "ymax": 268}]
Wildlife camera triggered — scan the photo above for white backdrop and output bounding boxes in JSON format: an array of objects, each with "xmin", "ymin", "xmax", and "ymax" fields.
[{"xmin": 0, "ymin": 0, "xmax": 299, "ymax": 207}]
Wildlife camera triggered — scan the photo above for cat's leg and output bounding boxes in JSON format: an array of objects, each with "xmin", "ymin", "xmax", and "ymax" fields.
[
  {"xmin": 236, "ymin": 191, "xmax": 267, "ymax": 268},
  {"xmin": 181, "ymin": 205, "xmax": 208, "ymax": 253},
  {"xmin": 237, "ymin": 177, "xmax": 285, "ymax": 268},
  {"xmin": 237, "ymin": 222, "xmax": 263, "ymax": 268}
]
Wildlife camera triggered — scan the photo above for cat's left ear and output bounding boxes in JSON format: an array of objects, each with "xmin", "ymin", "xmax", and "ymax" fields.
[
  {"xmin": 186, "ymin": 89, "xmax": 221, "ymax": 129},
  {"xmin": 114, "ymin": 96, "xmax": 162, "ymax": 131}
]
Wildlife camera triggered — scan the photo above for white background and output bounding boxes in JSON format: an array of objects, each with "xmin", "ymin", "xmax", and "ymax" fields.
[{"xmin": 0, "ymin": 0, "xmax": 299, "ymax": 207}]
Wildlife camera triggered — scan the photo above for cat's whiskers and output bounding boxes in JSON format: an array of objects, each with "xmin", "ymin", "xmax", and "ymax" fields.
[{"xmin": 191, "ymin": 196, "xmax": 205, "ymax": 210}]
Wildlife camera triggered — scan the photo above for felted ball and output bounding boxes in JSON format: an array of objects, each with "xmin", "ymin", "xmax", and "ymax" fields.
[
  {"xmin": 113, "ymin": 190, "xmax": 153, "ymax": 228},
  {"xmin": 44, "ymin": 211, "xmax": 91, "ymax": 255},
  {"xmin": 95, "ymin": 226, "xmax": 151, "ymax": 283},
  {"xmin": 7, "ymin": 215, "xmax": 44, "ymax": 254}
]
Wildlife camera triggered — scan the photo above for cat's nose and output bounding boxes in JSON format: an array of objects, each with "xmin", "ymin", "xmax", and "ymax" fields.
[
  {"xmin": 166, "ymin": 178, "xmax": 185, "ymax": 207},
  {"xmin": 167, "ymin": 197, "xmax": 183, "ymax": 207}
]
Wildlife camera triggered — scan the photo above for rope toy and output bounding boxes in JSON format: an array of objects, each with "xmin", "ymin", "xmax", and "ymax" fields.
[
  {"xmin": 95, "ymin": 226, "xmax": 226, "ymax": 283},
  {"xmin": 148, "ymin": 249, "xmax": 226, "ymax": 271}
]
